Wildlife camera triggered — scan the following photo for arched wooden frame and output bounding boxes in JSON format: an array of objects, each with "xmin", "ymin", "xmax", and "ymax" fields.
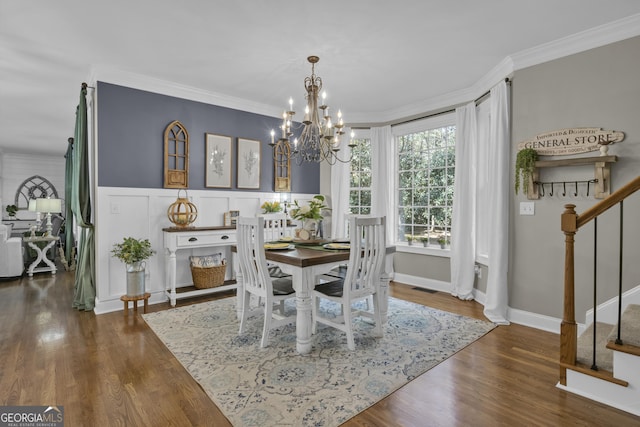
[
  {"xmin": 164, "ymin": 120, "xmax": 189, "ymax": 188},
  {"xmin": 274, "ymin": 141, "xmax": 291, "ymax": 192},
  {"xmin": 15, "ymin": 175, "xmax": 59, "ymax": 210}
]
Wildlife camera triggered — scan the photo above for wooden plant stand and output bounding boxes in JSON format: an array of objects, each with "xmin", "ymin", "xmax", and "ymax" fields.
[{"xmin": 120, "ymin": 293, "xmax": 151, "ymax": 317}]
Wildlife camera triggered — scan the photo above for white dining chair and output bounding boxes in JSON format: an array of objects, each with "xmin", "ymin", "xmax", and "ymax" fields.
[
  {"xmin": 312, "ymin": 216, "xmax": 386, "ymax": 350},
  {"xmin": 237, "ymin": 216, "xmax": 296, "ymax": 348},
  {"xmin": 260, "ymin": 212, "xmax": 290, "ymax": 242}
]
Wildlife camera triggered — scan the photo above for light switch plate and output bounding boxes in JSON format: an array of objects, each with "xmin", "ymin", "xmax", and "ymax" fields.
[{"xmin": 520, "ymin": 202, "xmax": 535, "ymax": 216}]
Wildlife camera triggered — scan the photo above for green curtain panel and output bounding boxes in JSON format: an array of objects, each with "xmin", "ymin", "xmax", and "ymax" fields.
[
  {"xmin": 64, "ymin": 138, "xmax": 75, "ymax": 264},
  {"xmin": 71, "ymin": 84, "xmax": 96, "ymax": 311}
]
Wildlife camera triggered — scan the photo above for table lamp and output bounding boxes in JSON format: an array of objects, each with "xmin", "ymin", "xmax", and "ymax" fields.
[
  {"xmin": 28, "ymin": 199, "xmax": 42, "ymax": 229},
  {"xmin": 35, "ymin": 197, "xmax": 62, "ymax": 236}
]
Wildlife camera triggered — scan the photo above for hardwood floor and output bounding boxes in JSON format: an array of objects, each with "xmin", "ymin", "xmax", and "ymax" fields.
[{"xmin": 1, "ymin": 270, "xmax": 638, "ymax": 426}]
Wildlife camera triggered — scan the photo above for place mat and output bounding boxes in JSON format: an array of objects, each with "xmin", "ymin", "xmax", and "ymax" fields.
[
  {"xmin": 323, "ymin": 243, "xmax": 351, "ymax": 250},
  {"xmin": 264, "ymin": 243, "xmax": 294, "ymax": 250}
]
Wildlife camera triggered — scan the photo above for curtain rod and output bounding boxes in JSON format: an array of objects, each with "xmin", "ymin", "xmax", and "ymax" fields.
[{"xmin": 388, "ymin": 77, "xmax": 511, "ymax": 128}]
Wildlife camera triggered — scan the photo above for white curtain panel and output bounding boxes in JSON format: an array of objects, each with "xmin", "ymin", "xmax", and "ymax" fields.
[
  {"xmin": 330, "ymin": 132, "xmax": 352, "ymax": 239},
  {"xmin": 450, "ymin": 102, "xmax": 477, "ymax": 300},
  {"xmin": 371, "ymin": 126, "xmax": 394, "ymax": 243},
  {"xmin": 483, "ymin": 80, "xmax": 511, "ymax": 325}
]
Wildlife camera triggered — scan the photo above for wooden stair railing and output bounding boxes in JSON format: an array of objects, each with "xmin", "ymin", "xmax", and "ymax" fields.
[{"xmin": 560, "ymin": 175, "xmax": 640, "ymax": 386}]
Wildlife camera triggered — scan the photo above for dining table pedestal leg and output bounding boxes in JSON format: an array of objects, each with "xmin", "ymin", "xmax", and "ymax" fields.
[
  {"xmin": 379, "ymin": 271, "xmax": 391, "ymax": 323},
  {"xmin": 294, "ymin": 269, "xmax": 314, "ymax": 355}
]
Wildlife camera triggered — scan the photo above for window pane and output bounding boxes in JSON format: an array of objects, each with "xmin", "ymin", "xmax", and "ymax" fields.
[
  {"xmin": 398, "ymin": 189, "xmax": 412, "ymax": 207},
  {"xmin": 395, "ymin": 122, "xmax": 456, "ymax": 243},
  {"xmin": 361, "ymin": 171, "xmax": 372, "ymax": 187},
  {"xmin": 348, "ymin": 138, "xmax": 372, "ymax": 218},
  {"xmin": 399, "ymin": 171, "xmax": 413, "ymax": 188}
]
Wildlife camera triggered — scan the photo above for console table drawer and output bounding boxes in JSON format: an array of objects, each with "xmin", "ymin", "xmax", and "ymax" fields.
[{"xmin": 176, "ymin": 232, "xmax": 236, "ymax": 248}]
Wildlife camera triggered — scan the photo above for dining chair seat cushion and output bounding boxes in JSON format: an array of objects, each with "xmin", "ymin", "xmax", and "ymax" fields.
[
  {"xmin": 323, "ymin": 264, "xmax": 348, "ymax": 280},
  {"xmin": 314, "ymin": 279, "xmax": 344, "ymax": 298},
  {"xmin": 272, "ymin": 277, "xmax": 295, "ymax": 295},
  {"xmin": 268, "ymin": 265, "xmax": 291, "ymax": 278}
]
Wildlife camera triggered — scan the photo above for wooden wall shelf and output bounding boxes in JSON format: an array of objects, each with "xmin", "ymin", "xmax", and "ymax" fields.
[{"xmin": 528, "ymin": 155, "xmax": 617, "ymax": 200}]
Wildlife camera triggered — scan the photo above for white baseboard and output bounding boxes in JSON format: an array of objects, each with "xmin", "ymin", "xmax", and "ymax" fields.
[
  {"xmin": 393, "ymin": 272, "xmax": 563, "ymax": 333},
  {"xmin": 585, "ymin": 285, "xmax": 640, "ymax": 325}
]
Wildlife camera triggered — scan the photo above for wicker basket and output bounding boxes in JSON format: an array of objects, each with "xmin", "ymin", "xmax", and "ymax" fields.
[{"xmin": 190, "ymin": 263, "xmax": 226, "ymax": 289}]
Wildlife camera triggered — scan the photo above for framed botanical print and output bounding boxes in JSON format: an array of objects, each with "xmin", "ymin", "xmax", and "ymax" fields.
[
  {"xmin": 237, "ymin": 138, "xmax": 261, "ymax": 189},
  {"xmin": 205, "ymin": 133, "xmax": 232, "ymax": 188}
]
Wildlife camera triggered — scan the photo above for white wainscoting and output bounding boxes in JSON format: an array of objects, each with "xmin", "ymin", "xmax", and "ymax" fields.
[{"xmin": 95, "ymin": 187, "xmax": 314, "ymax": 314}]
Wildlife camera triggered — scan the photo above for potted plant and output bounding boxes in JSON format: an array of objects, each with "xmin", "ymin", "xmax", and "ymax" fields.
[
  {"xmin": 405, "ymin": 234, "xmax": 414, "ymax": 245},
  {"xmin": 290, "ymin": 195, "xmax": 329, "ymax": 239},
  {"xmin": 437, "ymin": 237, "xmax": 449, "ymax": 249},
  {"xmin": 418, "ymin": 235, "xmax": 430, "ymax": 247},
  {"xmin": 515, "ymin": 148, "xmax": 538, "ymax": 195},
  {"xmin": 5, "ymin": 204, "xmax": 18, "ymax": 218},
  {"xmin": 111, "ymin": 237, "xmax": 155, "ymax": 296}
]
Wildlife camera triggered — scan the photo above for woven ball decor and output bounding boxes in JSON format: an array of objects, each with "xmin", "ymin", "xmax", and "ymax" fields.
[{"xmin": 167, "ymin": 189, "xmax": 198, "ymax": 228}]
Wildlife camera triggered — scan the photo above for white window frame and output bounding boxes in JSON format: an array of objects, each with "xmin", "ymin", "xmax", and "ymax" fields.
[
  {"xmin": 392, "ymin": 113, "xmax": 456, "ymax": 256},
  {"xmin": 348, "ymin": 130, "xmax": 372, "ymax": 216}
]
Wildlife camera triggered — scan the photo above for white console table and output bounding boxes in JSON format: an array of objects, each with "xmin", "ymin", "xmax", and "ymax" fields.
[
  {"xmin": 163, "ymin": 226, "xmax": 238, "ymax": 306},
  {"xmin": 24, "ymin": 235, "xmax": 59, "ymax": 277}
]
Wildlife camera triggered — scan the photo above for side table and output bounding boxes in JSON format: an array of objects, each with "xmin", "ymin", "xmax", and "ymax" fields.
[
  {"xmin": 23, "ymin": 235, "xmax": 60, "ymax": 277},
  {"xmin": 120, "ymin": 293, "xmax": 151, "ymax": 317}
]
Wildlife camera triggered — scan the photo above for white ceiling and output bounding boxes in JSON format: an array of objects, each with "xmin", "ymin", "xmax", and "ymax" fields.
[{"xmin": 2, "ymin": 1, "xmax": 640, "ymax": 156}]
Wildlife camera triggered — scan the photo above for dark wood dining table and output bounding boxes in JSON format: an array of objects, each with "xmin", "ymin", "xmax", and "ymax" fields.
[{"xmin": 233, "ymin": 242, "xmax": 395, "ymax": 354}]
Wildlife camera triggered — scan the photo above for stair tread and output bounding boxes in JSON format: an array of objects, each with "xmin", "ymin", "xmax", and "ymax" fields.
[
  {"xmin": 606, "ymin": 304, "xmax": 640, "ymax": 347},
  {"xmin": 577, "ymin": 321, "xmax": 614, "ymax": 371}
]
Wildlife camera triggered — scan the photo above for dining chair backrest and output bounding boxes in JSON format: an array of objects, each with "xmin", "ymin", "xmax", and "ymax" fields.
[
  {"xmin": 237, "ymin": 216, "xmax": 272, "ymax": 299},
  {"xmin": 343, "ymin": 216, "xmax": 386, "ymax": 299},
  {"xmin": 260, "ymin": 212, "xmax": 288, "ymax": 242}
]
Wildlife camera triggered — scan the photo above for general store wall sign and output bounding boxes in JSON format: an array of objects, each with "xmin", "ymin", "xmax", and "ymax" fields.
[{"xmin": 517, "ymin": 127, "xmax": 625, "ymax": 155}]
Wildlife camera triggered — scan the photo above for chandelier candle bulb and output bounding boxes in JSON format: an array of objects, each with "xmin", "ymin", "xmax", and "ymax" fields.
[
  {"xmin": 270, "ymin": 129, "xmax": 275, "ymax": 145},
  {"xmin": 303, "ymin": 105, "xmax": 310, "ymax": 123}
]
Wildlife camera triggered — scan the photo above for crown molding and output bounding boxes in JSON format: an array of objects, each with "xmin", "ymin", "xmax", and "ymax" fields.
[
  {"xmin": 369, "ymin": 15, "xmax": 640, "ymax": 125},
  {"xmin": 86, "ymin": 65, "xmax": 282, "ymax": 119},
  {"xmin": 510, "ymin": 13, "xmax": 640, "ymax": 71},
  {"xmin": 86, "ymin": 14, "xmax": 640, "ymax": 126}
]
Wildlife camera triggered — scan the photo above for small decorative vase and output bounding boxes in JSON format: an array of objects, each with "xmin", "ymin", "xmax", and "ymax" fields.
[
  {"xmin": 126, "ymin": 261, "xmax": 146, "ymax": 297},
  {"xmin": 599, "ymin": 143, "xmax": 609, "ymax": 156},
  {"xmin": 298, "ymin": 219, "xmax": 316, "ymax": 240}
]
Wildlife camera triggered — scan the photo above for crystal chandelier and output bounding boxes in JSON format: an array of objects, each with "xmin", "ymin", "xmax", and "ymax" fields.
[{"xmin": 270, "ymin": 56, "xmax": 356, "ymax": 165}]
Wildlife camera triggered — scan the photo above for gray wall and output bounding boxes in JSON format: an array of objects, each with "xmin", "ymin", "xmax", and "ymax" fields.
[
  {"xmin": 510, "ymin": 36, "xmax": 640, "ymax": 321},
  {"xmin": 97, "ymin": 82, "xmax": 319, "ymax": 193},
  {"xmin": 388, "ymin": 36, "xmax": 640, "ymax": 321}
]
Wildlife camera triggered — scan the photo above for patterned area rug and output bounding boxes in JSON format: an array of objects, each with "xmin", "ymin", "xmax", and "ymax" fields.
[{"xmin": 142, "ymin": 297, "xmax": 495, "ymax": 426}]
